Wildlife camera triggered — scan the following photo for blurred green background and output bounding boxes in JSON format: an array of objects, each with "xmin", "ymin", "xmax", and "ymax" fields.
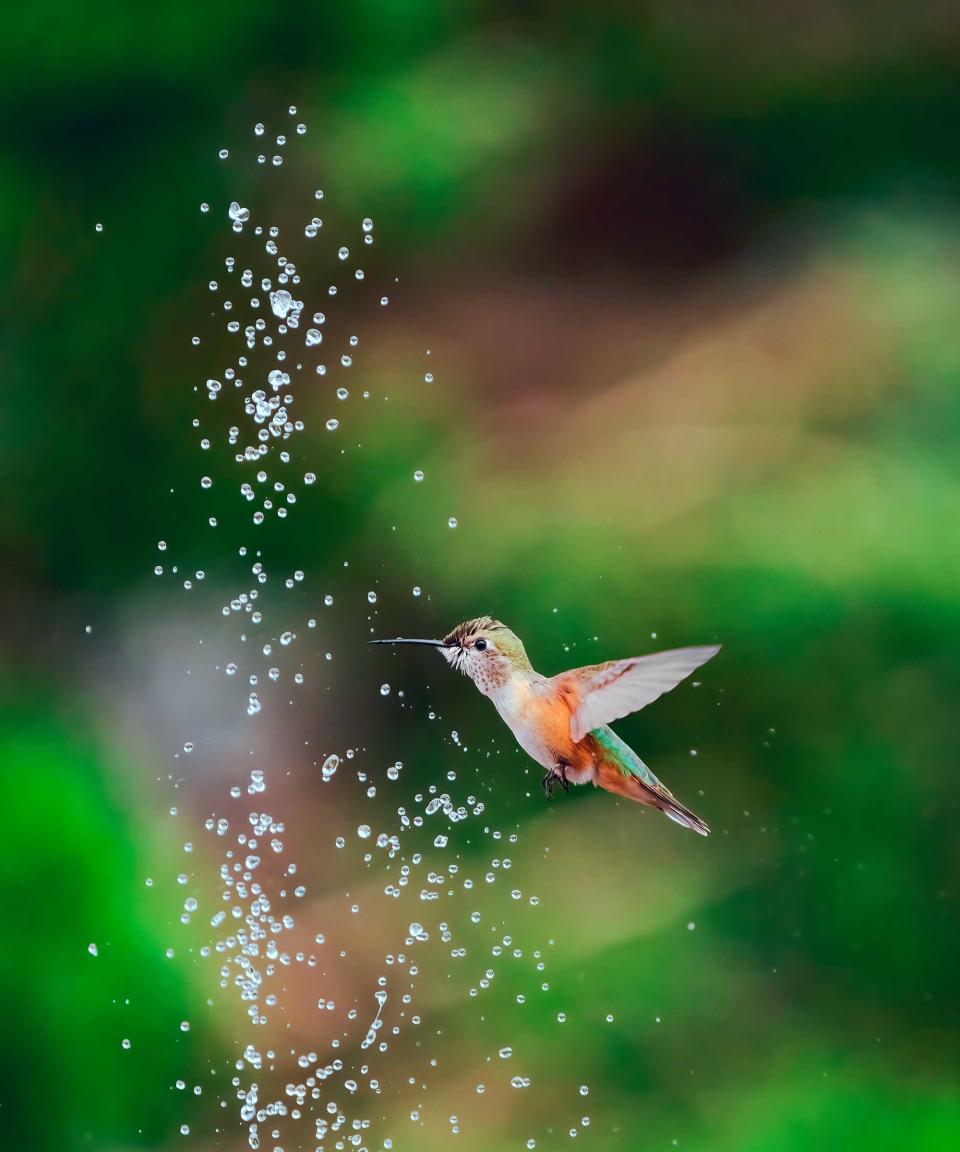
[{"xmin": 3, "ymin": 2, "xmax": 960, "ymax": 1150}]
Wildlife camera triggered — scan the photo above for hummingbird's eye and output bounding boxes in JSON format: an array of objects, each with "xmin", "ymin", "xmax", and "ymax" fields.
[{"xmin": 474, "ymin": 638, "xmax": 487, "ymax": 651}]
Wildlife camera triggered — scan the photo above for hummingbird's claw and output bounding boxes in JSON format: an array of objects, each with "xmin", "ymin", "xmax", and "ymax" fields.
[{"xmin": 542, "ymin": 763, "xmax": 570, "ymax": 800}]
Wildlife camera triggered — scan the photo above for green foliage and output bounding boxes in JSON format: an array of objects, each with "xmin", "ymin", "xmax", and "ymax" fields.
[{"xmin": 0, "ymin": 692, "xmax": 203, "ymax": 1150}]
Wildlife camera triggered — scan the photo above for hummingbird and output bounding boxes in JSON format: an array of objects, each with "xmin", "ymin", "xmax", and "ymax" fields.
[{"xmin": 371, "ymin": 617, "xmax": 719, "ymax": 835}]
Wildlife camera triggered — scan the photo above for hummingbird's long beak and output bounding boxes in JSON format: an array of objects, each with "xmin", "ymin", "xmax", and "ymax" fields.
[{"xmin": 369, "ymin": 637, "xmax": 454, "ymax": 648}]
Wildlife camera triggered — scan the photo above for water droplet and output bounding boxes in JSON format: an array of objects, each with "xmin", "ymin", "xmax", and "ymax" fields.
[
  {"xmin": 380, "ymin": 684, "xmax": 390, "ymax": 696},
  {"xmin": 357, "ymin": 825, "xmax": 371, "ymax": 839},
  {"xmin": 448, "ymin": 517, "xmax": 458, "ymax": 529},
  {"xmin": 413, "ymin": 470, "xmax": 424, "ymax": 482},
  {"xmin": 270, "ymin": 289, "xmax": 294, "ymax": 319}
]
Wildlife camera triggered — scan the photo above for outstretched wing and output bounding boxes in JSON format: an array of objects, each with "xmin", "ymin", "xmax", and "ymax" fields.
[{"xmin": 555, "ymin": 645, "xmax": 720, "ymax": 743}]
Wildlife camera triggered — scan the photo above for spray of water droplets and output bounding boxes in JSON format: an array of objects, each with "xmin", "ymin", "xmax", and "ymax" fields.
[{"xmin": 149, "ymin": 108, "xmax": 591, "ymax": 1152}]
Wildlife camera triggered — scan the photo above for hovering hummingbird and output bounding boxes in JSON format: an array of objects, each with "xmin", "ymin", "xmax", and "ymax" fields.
[{"xmin": 371, "ymin": 617, "xmax": 719, "ymax": 835}]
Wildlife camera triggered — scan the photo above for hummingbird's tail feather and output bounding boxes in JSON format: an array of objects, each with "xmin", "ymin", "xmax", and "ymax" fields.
[
  {"xmin": 594, "ymin": 755, "xmax": 710, "ymax": 836},
  {"xmin": 656, "ymin": 796, "xmax": 710, "ymax": 837}
]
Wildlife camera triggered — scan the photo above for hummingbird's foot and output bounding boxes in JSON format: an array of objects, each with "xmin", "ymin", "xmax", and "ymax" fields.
[
  {"xmin": 557, "ymin": 760, "xmax": 570, "ymax": 794},
  {"xmin": 542, "ymin": 762, "xmax": 570, "ymax": 800}
]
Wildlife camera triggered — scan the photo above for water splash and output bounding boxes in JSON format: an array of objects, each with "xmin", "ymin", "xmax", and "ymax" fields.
[{"xmin": 148, "ymin": 105, "xmax": 588, "ymax": 1152}]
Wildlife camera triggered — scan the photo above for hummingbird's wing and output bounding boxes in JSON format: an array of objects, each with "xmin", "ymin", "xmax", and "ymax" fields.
[{"xmin": 556, "ymin": 645, "xmax": 721, "ymax": 743}]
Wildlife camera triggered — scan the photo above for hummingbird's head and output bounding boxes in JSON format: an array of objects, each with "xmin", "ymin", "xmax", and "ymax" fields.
[
  {"xmin": 369, "ymin": 618, "xmax": 532, "ymax": 696},
  {"xmin": 440, "ymin": 616, "xmax": 532, "ymax": 694}
]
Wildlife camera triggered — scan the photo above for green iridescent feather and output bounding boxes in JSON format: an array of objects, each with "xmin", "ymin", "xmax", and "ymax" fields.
[{"xmin": 590, "ymin": 724, "xmax": 666, "ymax": 790}]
